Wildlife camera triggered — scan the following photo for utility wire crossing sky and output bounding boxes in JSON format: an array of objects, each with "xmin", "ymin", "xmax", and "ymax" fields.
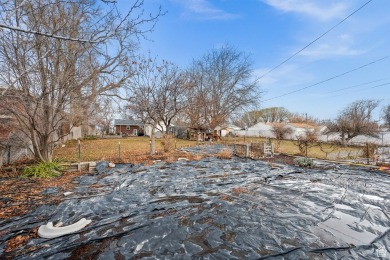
[{"xmin": 121, "ymin": 0, "xmax": 390, "ymax": 120}]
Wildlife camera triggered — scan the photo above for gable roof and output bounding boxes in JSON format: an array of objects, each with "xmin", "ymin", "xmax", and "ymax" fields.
[
  {"xmin": 114, "ymin": 119, "xmax": 143, "ymax": 126},
  {"xmin": 289, "ymin": 123, "xmax": 320, "ymax": 130}
]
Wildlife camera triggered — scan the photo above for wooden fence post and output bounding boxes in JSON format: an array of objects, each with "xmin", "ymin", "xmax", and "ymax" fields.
[{"xmin": 246, "ymin": 143, "xmax": 250, "ymax": 158}]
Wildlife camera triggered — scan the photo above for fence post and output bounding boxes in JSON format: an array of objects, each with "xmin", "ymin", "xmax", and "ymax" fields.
[
  {"xmin": 7, "ymin": 145, "xmax": 11, "ymax": 165},
  {"xmin": 78, "ymin": 139, "xmax": 81, "ymax": 161},
  {"xmin": 246, "ymin": 143, "xmax": 250, "ymax": 158},
  {"xmin": 118, "ymin": 141, "xmax": 121, "ymax": 161}
]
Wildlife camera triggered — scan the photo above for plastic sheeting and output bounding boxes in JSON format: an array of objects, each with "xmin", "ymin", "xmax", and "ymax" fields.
[{"xmin": 1, "ymin": 146, "xmax": 389, "ymax": 259}]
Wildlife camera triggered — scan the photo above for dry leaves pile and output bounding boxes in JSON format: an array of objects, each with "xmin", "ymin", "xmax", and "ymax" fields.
[{"xmin": 0, "ymin": 171, "xmax": 86, "ymax": 219}]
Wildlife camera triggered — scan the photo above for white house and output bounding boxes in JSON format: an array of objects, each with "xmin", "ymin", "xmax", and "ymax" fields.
[
  {"xmin": 214, "ymin": 124, "xmax": 242, "ymax": 137},
  {"xmin": 236, "ymin": 122, "xmax": 322, "ymax": 139},
  {"xmin": 144, "ymin": 122, "xmax": 174, "ymax": 138}
]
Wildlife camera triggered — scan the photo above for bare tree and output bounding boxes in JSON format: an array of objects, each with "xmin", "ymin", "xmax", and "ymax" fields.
[
  {"xmin": 288, "ymin": 113, "xmax": 318, "ymax": 124},
  {"xmin": 318, "ymin": 140, "xmax": 339, "ymax": 159},
  {"xmin": 294, "ymin": 129, "xmax": 318, "ymax": 156},
  {"xmin": 271, "ymin": 124, "xmax": 293, "ymax": 152},
  {"xmin": 94, "ymin": 97, "xmax": 115, "ymax": 135},
  {"xmin": 382, "ymin": 104, "xmax": 390, "ymax": 130},
  {"xmin": 257, "ymin": 107, "xmax": 291, "ymax": 123},
  {"xmin": 186, "ymin": 45, "xmax": 260, "ymax": 131},
  {"xmin": 0, "ymin": 0, "xmax": 161, "ymax": 161},
  {"xmin": 325, "ymin": 99, "xmax": 380, "ymax": 146},
  {"xmin": 125, "ymin": 56, "xmax": 188, "ymax": 154}
]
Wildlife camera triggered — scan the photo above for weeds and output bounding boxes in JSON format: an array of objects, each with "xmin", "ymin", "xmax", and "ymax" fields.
[
  {"xmin": 161, "ymin": 134, "xmax": 175, "ymax": 153},
  {"xmin": 294, "ymin": 157, "xmax": 315, "ymax": 168},
  {"xmin": 218, "ymin": 149, "xmax": 233, "ymax": 159},
  {"xmin": 21, "ymin": 160, "xmax": 64, "ymax": 178}
]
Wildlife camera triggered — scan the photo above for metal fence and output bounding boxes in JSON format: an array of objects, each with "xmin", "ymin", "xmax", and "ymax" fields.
[
  {"xmin": 0, "ymin": 146, "xmax": 31, "ymax": 168},
  {"xmin": 233, "ymin": 143, "xmax": 274, "ymax": 159}
]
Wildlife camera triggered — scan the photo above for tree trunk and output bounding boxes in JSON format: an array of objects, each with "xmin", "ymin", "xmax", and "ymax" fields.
[
  {"xmin": 150, "ymin": 123, "xmax": 156, "ymax": 155},
  {"xmin": 0, "ymin": 147, "xmax": 3, "ymax": 168},
  {"xmin": 341, "ymin": 134, "xmax": 347, "ymax": 147}
]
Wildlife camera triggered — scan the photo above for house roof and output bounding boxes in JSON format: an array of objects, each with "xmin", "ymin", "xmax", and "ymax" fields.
[
  {"xmin": 267, "ymin": 122, "xmax": 288, "ymax": 128},
  {"xmin": 289, "ymin": 123, "xmax": 320, "ymax": 130},
  {"xmin": 114, "ymin": 119, "xmax": 143, "ymax": 126}
]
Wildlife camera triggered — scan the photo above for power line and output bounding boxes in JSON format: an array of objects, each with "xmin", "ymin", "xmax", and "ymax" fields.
[
  {"xmin": 259, "ymin": 0, "xmax": 375, "ymax": 80},
  {"xmin": 325, "ymin": 82, "xmax": 390, "ymax": 99},
  {"xmin": 263, "ymin": 54, "xmax": 390, "ymax": 102},
  {"xmin": 325, "ymin": 78, "xmax": 389, "ymax": 94}
]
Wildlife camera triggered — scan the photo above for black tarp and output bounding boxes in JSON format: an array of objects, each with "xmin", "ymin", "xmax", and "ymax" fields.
[{"xmin": 1, "ymin": 146, "xmax": 389, "ymax": 259}]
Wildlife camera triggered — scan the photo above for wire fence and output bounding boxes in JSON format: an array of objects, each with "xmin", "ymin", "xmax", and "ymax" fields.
[{"xmin": 0, "ymin": 146, "xmax": 31, "ymax": 168}]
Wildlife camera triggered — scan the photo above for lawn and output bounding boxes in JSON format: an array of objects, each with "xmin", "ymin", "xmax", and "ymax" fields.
[
  {"xmin": 220, "ymin": 136, "xmax": 363, "ymax": 160},
  {"xmin": 54, "ymin": 136, "xmax": 364, "ymax": 163},
  {"xmin": 53, "ymin": 136, "xmax": 198, "ymax": 163}
]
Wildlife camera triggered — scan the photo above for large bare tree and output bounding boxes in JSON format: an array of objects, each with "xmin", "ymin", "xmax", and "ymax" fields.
[
  {"xmin": 186, "ymin": 45, "xmax": 260, "ymax": 131},
  {"xmin": 382, "ymin": 104, "xmax": 390, "ymax": 130},
  {"xmin": 0, "ymin": 0, "xmax": 161, "ymax": 161},
  {"xmin": 326, "ymin": 99, "xmax": 380, "ymax": 145},
  {"xmin": 125, "ymin": 56, "xmax": 188, "ymax": 154}
]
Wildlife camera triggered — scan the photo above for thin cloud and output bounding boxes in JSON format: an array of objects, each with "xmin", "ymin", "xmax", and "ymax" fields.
[
  {"xmin": 299, "ymin": 34, "xmax": 365, "ymax": 58},
  {"xmin": 172, "ymin": 0, "xmax": 239, "ymax": 20},
  {"xmin": 262, "ymin": 0, "xmax": 349, "ymax": 21},
  {"xmin": 254, "ymin": 64, "xmax": 315, "ymax": 89}
]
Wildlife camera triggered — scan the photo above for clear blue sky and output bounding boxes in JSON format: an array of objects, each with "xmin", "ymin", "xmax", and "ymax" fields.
[{"xmin": 118, "ymin": 0, "xmax": 390, "ymax": 121}]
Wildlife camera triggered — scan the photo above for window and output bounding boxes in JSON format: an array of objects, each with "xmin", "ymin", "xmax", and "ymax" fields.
[
  {"xmin": 133, "ymin": 129, "xmax": 138, "ymax": 136},
  {"xmin": 126, "ymin": 125, "xmax": 130, "ymax": 130}
]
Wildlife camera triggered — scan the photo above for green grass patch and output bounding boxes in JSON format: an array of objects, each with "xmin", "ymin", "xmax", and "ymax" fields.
[{"xmin": 21, "ymin": 160, "xmax": 64, "ymax": 178}]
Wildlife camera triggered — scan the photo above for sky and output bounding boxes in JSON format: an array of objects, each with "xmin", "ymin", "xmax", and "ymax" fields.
[{"xmin": 117, "ymin": 0, "xmax": 390, "ymax": 121}]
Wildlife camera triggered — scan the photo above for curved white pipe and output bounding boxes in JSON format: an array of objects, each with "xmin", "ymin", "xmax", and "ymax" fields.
[{"xmin": 38, "ymin": 218, "xmax": 92, "ymax": 239}]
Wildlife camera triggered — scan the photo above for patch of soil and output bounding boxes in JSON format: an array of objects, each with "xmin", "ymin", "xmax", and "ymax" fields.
[
  {"xmin": 0, "ymin": 170, "xmax": 88, "ymax": 219},
  {"xmin": 257, "ymin": 153, "xmax": 296, "ymax": 166}
]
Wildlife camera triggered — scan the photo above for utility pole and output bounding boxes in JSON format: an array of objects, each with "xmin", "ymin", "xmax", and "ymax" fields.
[{"xmin": 305, "ymin": 113, "xmax": 308, "ymax": 158}]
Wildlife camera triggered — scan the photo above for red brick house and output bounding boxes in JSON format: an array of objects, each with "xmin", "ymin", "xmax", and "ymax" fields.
[{"xmin": 114, "ymin": 119, "xmax": 144, "ymax": 136}]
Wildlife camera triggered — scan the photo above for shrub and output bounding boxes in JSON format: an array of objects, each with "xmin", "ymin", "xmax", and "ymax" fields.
[
  {"xmin": 22, "ymin": 160, "xmax": 64, "ymax": 178},
  {"xmin": 161, "ymin": 134, "xmax": 175, "ymax": 153},
  {"xmin": 190, "ymin": 154, "xmax": 203, "ymax": 161},
  {"xmin": 165, "ymin": 156, "xmax": 176, "ymax": 163},
  {"xmin": 218, "ymin": 148, "xmax": 233, "ymax": 159},
  {"xmin": 294, "ymin": 157, "xmax": 315, "ymax": 168},
  {"xmin": 83, "ymin": 135, "xmax": 99, "ymax": 140}
]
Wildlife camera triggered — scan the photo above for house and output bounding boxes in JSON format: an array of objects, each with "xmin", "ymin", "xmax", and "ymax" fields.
[
  {"xmin": 214, "ymin": 124, "xmax": 242, "ymax": 137},
  {"xmin": 114, "ymin": 119, "xmax": 144, "ymax": 136},
  {"xmin": 236, "ymin": 122, "xmax": 321, "ymax": 139},
  {"xmin": 144, "ymin": 122, "xmax": 177, "ymax": 138},
  {"xmin": 288, "ymin": 123, "xmax": 321, "ymax": 137},
  {"xmin": 236, "ymin": 122, "xmax": 276, "ymax": 138}
]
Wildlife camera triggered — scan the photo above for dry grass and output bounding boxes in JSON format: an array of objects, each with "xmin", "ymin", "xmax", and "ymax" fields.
[
  {"xmin": 53, "ymin": 136, "xmax": 363, "ymax": 163},
  {"xmin": 165, "ymin": 156, "xmax": 176, "ymax": 164},
  {"xmin": 53, "ymin": 137, "xmax": 196, "ymax": 163},
  {"xmin": 232, "ymin": 187, "xmax": 250, "ymax": 194},
  {"xmin": 161, "ymin": 134, "xmax": 175, "ymax": 153},
  {"xmin": 220, "ymin": 136, "xmax": 362, "ymax": 160},
  {"xmin": 190, "ymin": 154, "xmax": 203, "ymax": 161},
  {"xmin": 217, "ymin": 148, "xmax": 233, "ymax": 159}
]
